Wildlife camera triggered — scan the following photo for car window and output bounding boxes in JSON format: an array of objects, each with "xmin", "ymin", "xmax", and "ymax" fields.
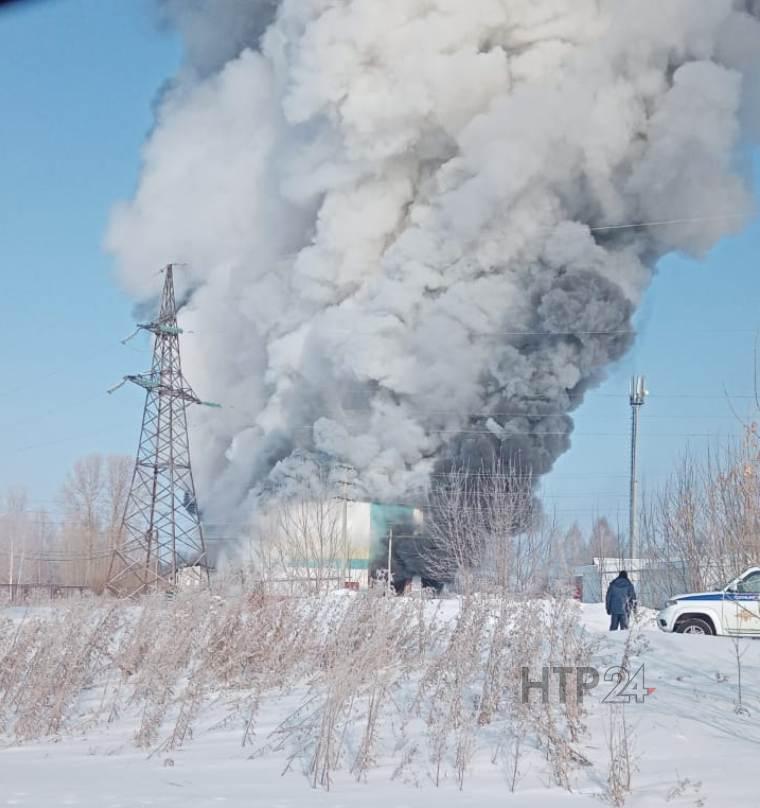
[{"xmin": 737, "ymin": 572, "xmax": 760, "ymax": 593}]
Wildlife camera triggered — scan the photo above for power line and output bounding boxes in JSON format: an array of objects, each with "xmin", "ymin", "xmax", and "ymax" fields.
[
  {"xmin": 295, "ymin": 425, "xmax": 743, "ymax": 438},
  {"xmin": 223, "ymin": 391, "xmax": 760, "ymax": 410},
  {"xmin": 3, "ymin": 423, "xmax": 129, "ymax": 456},
  {"xmin": 0, "ymin": 398, "xmax": 749, "ymax": 453},
  {"xmin": 427, "ymin": 471, "xmax": 630, "ymax": 479},
  {"xmin": 588, "ymin": 212, "xmax": 749, "ymax": 232},
  {"xmin": 0, "ymin": 546, "xmax": 115, "ymax": 562},
  {"xmin": 294, "ymin": 327, "xmax": 757, "ymax": 339},
  {"xmin": 0, "ymin": 389, "xmax": 115, "ymax": 436},
  {"xmin": 322, "ymin": 405, "xmax": 745, "ymax": 420},
  {"xmin": 0, "ymin": 340, "xmax": 150, "ymax": 404}
]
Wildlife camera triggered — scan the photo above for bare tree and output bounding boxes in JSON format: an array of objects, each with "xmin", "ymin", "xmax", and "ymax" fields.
[
  {"xmin": 425, "ymin": 459, "xmax": 549, "ymax": 594},
  {"xmin": 552, "ymin": 522, "xmax": 589, "ymax": 578},
  {"xmin": 588, "ymin": 517, "xmax": 622, "ymax": 562},
  {"xmin": 61, "ymin": 455, "xmax": 104, "ymax": 530},
  {"xmin": 641, "ymin": 429, "xmax": 760, "ymax": 604},
  {"xmin": 641, "ymin": 350, "xmax": 760, "ymax": 597},
  {"xmin": 0, "ymin": 488, "xmax": 31, "ymax": 594},
  {"xmin": 250, "ymin": 473, "xmax": 347, "ymax": 595},
  {"xmin": 0, "ymin": 486, "xmax": 61, "ymax": 599},
  {"xmin": 105, "ymin": 454, "xmax": 132, "ymax": 550},
  {"xmin": 57, "ymin": 453, "xmax": 133, "ymax": 590},
  {"xmin": 29, "ymin": 509, "xmax": 55, "ymax": 586}
]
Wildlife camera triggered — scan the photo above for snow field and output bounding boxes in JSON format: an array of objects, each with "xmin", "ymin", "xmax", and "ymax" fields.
[{"xmin": 0, "ymin": 593, "xmax": 759, "ymax": 806}]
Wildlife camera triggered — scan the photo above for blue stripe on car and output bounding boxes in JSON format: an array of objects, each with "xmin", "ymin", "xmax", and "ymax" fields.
[
  {"xmin": 676, "ymin": 594, "xmax": 724, "ymax": 601},
  {"xmin": 676, "ymin": 594, "xmax": 759, "ymax": 601}
]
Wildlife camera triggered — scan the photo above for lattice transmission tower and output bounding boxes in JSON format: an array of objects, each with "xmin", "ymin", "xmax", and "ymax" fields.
[{"xmin": 107, "ymin": 264, "xmax": 216, "ymax": 596}]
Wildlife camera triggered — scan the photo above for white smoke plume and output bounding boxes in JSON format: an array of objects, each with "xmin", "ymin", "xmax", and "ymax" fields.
[{"xmin": 108, "ymin": 0, "xmax": 760, "ymax": 521}]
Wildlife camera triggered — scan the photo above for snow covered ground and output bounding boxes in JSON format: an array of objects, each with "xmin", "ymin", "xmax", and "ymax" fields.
[{"xmin": 1, "ymin": 598, "xmax": 759, "ymax": 807}]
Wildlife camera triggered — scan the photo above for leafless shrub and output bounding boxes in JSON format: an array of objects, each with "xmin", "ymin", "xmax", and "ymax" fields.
[
  {"xmin": 266, "ymin": 594, "xmax": 422, "ymax": 789},
  {"xmin": 602, "ymin": 610, "xmax": 644, "ymax": 806},
  {"xmin": 504, "ymin": 720, "xmax": 527, "ymax": 792},
  {"xmin": 416, "ymin": 595, "xmax": 488, "ymax": 787},
  {"xmin": 425, "ymin": 460, "xmax": 553, "ymax": 595},
  {"xmin": 641, "ymin": 429, "xmax": 760, "ymax": 603},
  {"xmin": 730, "ymin": 634, "xmax": 751, "ymax": 716},
  {"xmin": 523, "ymin": 598, "xmax": 595, "ymax": 789},
  {"xmin": 0, "ymin": 602, "xmax": 121, "ymax": 740},
  {"xmin": 604, "ymin": 704, "xmax": 633, "ymax": 806},
  {"xmin": 237, "ymin": 466, "xmax": 355, "ymax": 597},
  {"xmin": 666, "ymin": 775, "xmax": 703, "ymax": 803},
  {"xmin": 0, "ymin": 585, "xmax": 597, "ymax": 796}
]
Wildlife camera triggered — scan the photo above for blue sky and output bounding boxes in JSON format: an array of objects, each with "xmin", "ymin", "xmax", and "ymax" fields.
[
  {"xmin": 0, "ymin": 0, "xmax": 180, "ymax": 514},
  {"xmin": 0, "ymin": 0, "xmax": 758, "ymax": 532},
  {"xmin": 543, "ymin": 190, "xmax": 760, "ymax": 530}
]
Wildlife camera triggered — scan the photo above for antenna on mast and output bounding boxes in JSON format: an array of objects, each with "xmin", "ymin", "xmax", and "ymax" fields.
[{"xmin": 628, "ymin": 375, "xmax": 647, "ymax": 567}]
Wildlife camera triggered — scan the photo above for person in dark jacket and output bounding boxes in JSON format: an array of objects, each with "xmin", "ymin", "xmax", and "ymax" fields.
[{"xmin": 606, "ymin": 571, "xmax": 637, "ymax": 630}]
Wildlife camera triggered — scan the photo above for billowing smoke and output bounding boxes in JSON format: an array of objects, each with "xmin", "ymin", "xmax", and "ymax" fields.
[{"xmin": 108, "ymin": 1, "xmax": 760, "ymax": 523}]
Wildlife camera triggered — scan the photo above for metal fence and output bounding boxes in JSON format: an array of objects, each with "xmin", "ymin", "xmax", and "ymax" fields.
[{"xmin": 0, "ymin": 583, "xmax": 91, "ymax": 603}]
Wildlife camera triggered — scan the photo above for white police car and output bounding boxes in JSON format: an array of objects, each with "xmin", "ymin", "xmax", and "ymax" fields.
[{"xmin": 657, "ymin": 567, "xmax": 760, "ymax": 636}]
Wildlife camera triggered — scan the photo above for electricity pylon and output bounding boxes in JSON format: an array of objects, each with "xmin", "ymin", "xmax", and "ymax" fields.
[{"xmin": 107, "ymin": 264, "xmax": 217, "ymax": 596}]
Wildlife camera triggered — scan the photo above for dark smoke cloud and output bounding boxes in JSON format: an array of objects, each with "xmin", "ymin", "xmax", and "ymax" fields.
[{"xmin": 108, "ymin": 1, "xmax": 760, "ymax": 523}]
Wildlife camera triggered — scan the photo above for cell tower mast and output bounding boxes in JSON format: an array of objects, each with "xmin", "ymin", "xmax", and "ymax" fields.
[
  {"xmin": 107, "ymin": 264, "xmax": 214, "ymax": 596},
  {"xmin": 628, "ymin": 375, "xmax": 647, "ymax": 564}
]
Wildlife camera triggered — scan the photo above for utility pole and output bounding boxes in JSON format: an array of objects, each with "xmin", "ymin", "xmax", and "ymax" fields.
[
  {"xmin": 629, "ymin": 376, "xmax": 647, "ymax": 566},
  {"xmin": 333, "ymin": 462, "xmax": 355, "ymax": 585},
  {"xmin": 106, "ymin": 264, "xmax": 219, "ymax": 597},
  {"xmin": 386, "ymin": 527, "xmax": 393, "ymax": 596},
  {"xmin": 342, "ymin": 492, "xmax": 349, "ymax": 583},
  {"xmin": 8, "ymin": 535, "xmax": 13, "ymax": 602}
]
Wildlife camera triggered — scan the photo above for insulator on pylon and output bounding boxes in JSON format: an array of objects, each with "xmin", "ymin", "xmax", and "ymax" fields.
[{"xmin": 106, "ymin": 264, "xmax": 212, "ymax": 597}]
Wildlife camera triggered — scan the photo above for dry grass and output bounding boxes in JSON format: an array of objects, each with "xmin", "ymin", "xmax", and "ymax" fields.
[{"xmin": 0, "ymin": 589, "xmax": 596, "ymax": 792}]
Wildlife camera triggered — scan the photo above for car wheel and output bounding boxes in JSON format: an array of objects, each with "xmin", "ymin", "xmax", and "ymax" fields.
[{"xmin": 676, "ymin": 617, "xmax": 714, "ymax": 636}]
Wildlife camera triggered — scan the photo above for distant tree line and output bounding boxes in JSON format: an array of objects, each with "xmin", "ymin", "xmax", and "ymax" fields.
[{"xmin": 0, "ymin": 453, "xmax": 131, "ymax": 592}]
